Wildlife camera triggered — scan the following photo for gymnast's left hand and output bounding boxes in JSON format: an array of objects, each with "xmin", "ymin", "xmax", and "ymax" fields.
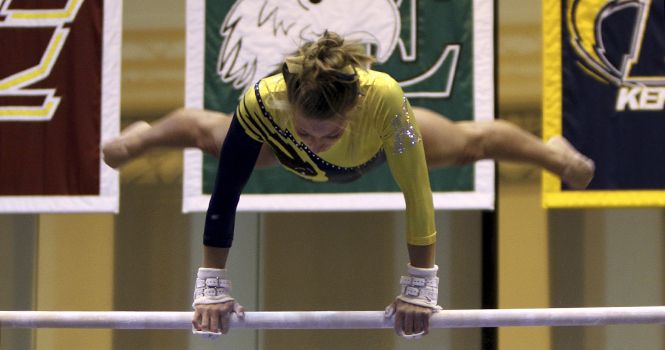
[
  {"xmin": 385, "ymin": 299, "xmax": 433, "ymax": 338},
  {"xmin": 193, "ymin": 300, "xmax": 245, "ymax": 335},
  {"xmin": 191, "ymin": 267, "xmax": 242, "ymax": 338}
]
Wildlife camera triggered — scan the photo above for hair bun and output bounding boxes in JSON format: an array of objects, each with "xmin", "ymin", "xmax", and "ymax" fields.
[
  {"xmin": 282, "ymin": 31, "xmax": 376, "ymax": 121},
  {"xmin": 309, "ymin": 31, "xmax": 347, "ymax": 70}
]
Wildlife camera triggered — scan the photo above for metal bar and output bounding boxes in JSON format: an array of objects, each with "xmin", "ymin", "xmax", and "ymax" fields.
[{"xmin": 2, "ymin": 307, "xmax": 665, "ymax": 330}]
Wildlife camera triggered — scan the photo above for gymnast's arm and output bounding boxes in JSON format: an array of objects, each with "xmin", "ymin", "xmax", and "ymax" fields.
[
  {"xmin": 193, "ymin": 113, "xmax": 263, "ymax": 335},
  {"xmin": 383, "ymin": 114, "xmax": 438, "ymax": 336},
  {"xmin": 202, "ymin": 113, "xmax": 263, "ymax": 264},
  {"xmin": 379, "ymin": 92, "xmax": 437, "ymax": 264},
  {"xmin": 378, "ymin": 79, "xmax": 438, "ymax": 337},
  {"xmin": 383, "ymin": 125, "xmax": 438, "ymax": 337}
]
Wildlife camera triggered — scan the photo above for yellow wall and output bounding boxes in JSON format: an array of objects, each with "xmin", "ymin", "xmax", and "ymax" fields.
[
  {"xmin": 261, "ymin": 212, "xmax": 397, "ymax": 350},
  {"xmin": 34, "ymin": 214, "xmax": 115, "ymax": 350},
  {"xmin": 497, "ymin": 168, "xmax": 550, "ymax": 349},
  {"xmin": 497, "ymin": 0, "xmax": 550, "ymax": 346}
]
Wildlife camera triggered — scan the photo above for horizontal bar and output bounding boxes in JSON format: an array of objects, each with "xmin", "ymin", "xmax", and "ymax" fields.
[{"xmin": 2, "ymin": 307, "xmax": 665, "ymax": 330}]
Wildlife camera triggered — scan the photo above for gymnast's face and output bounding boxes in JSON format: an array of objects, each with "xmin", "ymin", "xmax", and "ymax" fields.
[{"xmin": 293, "ymin": 115, "xmax": 347, "ymax": 154}]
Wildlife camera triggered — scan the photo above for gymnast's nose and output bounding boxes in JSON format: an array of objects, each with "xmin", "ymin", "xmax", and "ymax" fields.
[{"xmin": 308, "ymin": 138, "xmax": 332, "ymax": 153}]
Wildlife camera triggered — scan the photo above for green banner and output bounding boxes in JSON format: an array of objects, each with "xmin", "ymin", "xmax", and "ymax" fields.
[{"xmin": 184, "ymin": 0, "xmax": 495, "ymax": 211}]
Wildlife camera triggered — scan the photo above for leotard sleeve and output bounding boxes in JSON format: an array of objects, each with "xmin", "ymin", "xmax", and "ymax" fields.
[
  {"xmin": 375, "ymin": 76, "xmax": 436, "ymax": 246},
  {"xmin": 203, "ymin": 90, "xmax": 264, "ymax": 248}
]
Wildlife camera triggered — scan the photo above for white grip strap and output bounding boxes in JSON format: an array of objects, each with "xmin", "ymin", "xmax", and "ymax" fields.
[
  {"xmin": 396, "ymin": 264, "xmax": 442, "ymax": 311},
  {"xmin": 192, "ymin": 268, "xmax": 236, "ymax": 339},
  {"xmin": 192, "ymin": 268, "xmax": 235, "ymax": 306}
]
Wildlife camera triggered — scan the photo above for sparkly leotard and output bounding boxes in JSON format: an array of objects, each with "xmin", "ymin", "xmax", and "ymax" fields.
[{"xmin": 204, "ymin": 70, "xmax": 436, "ymax": 248}]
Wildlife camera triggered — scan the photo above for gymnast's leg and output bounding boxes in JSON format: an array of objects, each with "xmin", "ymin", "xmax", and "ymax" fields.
[
  {"xmin": 102, "ymin": 108, "xmax": 279, "ymax": 169},
  {"xmin": 413, "ymin": 107, "xmax": 595, "ymax": 189}
]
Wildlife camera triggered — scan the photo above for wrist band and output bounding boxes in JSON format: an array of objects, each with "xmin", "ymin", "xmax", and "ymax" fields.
[
  {"xmin": 192, "ymin": 268, "xmax": 236, "ymax": 339},
  {"xmin": 396, "ymin": 264, "xmax": 442, "ymax": 311},
  {"xmin": 192, "ymin": 268, "xmax": 235, "ymax": 306}
]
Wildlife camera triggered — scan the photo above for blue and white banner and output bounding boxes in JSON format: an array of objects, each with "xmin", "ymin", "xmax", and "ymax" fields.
[{"xmin": 543, "ymin": 0, "xmax": 665, "ymax": 208}]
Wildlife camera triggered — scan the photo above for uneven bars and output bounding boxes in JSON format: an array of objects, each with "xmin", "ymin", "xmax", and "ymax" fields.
[{"xmin": 3, "ymin": 307, "xmax": 665, "ymax": 330}]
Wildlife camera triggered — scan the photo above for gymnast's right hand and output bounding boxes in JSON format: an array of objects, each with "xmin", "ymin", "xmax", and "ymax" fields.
[{"xmin": 191, "ymin": 268, "xmax": 244, "ymax": 339}]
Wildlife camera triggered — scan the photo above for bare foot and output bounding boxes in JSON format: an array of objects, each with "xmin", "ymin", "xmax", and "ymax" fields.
[
  {"xmin": 547, "ymin": 136, "xmax": 595, "ymax": 189},
  {"xmin": 102, "ymin": 121, "xmax": 151, "ymax": 168}
]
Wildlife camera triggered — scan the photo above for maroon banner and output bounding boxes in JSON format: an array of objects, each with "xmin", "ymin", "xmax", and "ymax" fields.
[{"xmin": 0, "ymin": 0, "xmax": 102, "ymax": 196}]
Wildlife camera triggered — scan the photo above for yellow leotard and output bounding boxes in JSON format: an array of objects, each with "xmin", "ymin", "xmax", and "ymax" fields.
[{"xmin": 232, "ymin": 69, "xmax": 436, "ymax": 246}]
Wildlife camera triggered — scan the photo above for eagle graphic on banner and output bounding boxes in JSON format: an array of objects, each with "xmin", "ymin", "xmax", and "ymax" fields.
[
  {"xmin": 217, "ymin": 0, "xmax": 400, "ymax": 92},
  {"xmin": 215, "ymin": 0, "xmax": 460, "ymax": 98}
]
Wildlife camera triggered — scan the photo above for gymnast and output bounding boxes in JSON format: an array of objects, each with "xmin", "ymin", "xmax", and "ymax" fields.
[{"xmin": 103, "ymin": 31, "xmax": 594, "ymax": 339}]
